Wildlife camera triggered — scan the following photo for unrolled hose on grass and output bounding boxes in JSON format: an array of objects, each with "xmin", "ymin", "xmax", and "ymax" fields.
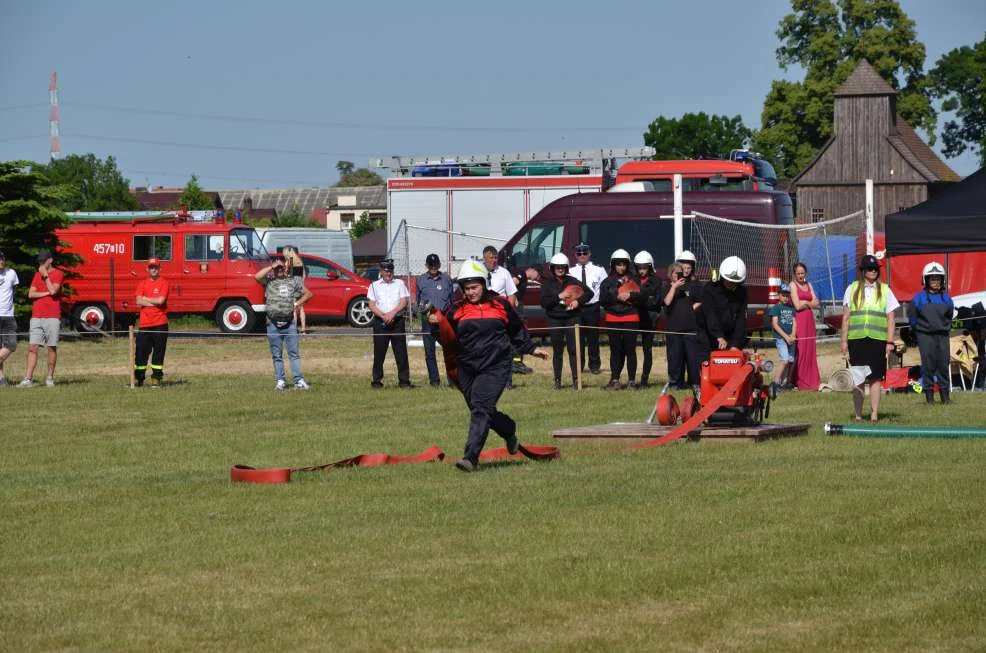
[{"xmin": 825, "ymin": 422, "xmax": 986, "ymax": 438}]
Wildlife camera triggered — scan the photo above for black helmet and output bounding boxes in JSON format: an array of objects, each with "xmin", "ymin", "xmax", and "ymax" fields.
[
  {"xmin": 859, "ymin": 254, "xmax": 880, "ymax": 271},
  {"xmin": 379, "ymin": 258, "xmax": 395, "ymax": 272},
  {"xmin": 425, "ymin": 253, "xmax": 441, "ymax": 267}
]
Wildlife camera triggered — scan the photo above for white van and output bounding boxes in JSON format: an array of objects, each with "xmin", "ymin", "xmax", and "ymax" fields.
[{"xmin": 258, "ymin": 228, "xmax": 355, "ymax": 271}]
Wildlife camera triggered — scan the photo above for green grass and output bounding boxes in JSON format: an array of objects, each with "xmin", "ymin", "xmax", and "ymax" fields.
[{"xmin": 1, "ymin": 335, "xmax": 985, "ymax": 651}]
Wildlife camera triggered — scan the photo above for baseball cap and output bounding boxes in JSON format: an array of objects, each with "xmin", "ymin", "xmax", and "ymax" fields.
[
  {"xmin": 147, "ymin": 257, "xmax": 161, "ymax": 267},
  {"xmin": 574, "ymin": 242, "xmax": 591, "ymax": 254},
  {"xmin": 425, "ymin": 253, "xmax": 441, "ymax": 267},
  {"xmin": 779, "ymin": 283, "xmax": 791, "ymax": 294},
  {"xmin": 37, "ymin": 250, "xmax": 53, "ymax": 264}
]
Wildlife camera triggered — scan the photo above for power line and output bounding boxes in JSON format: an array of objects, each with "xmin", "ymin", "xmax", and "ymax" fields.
[
  {"xmin": 64, "ymin": 132, "xmax": 377, "ymax": 157},
  {"xmin": 0, "ymin": 103, "xmax": 47, "ymax": 112},
  {"xmin": 0, "ymin": 134, "xmax": 45, "ymax": 142},
  {"xmin": 62, "ymin": 101, "xmax": 637, "ymax": 133},
  {"xmin": 125, "ymin": 169, "xmax": 328, "ymax": 186}
]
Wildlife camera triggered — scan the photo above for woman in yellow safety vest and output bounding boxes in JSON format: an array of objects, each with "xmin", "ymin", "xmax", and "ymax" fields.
[{"xmin": 840, "ymin": 254, "xmax": 899, "ymax": 422}]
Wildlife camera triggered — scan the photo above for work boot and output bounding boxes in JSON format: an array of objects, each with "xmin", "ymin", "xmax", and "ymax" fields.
[
  {"xmin": 553, "ymin": 379, "xmax": 563, "ymax": 390},
  {"xmin": 603, "ymin": 379, "xmax": 622, "ymax": 391},
  {"xmin": 454, "ymin": 458, "xmax": 477, "ymax": 473},
  {"xmin": 940, "ymin": 386, "xmax": 951, "ymax": 405},
  {"xmin": 924, "ymin": 388, "xmax": 934, "ymax": 404},
  {"xmin": 627, "ymin": 381, "xmax": 639, "ymax": 390},
  {"xmin": 504, "ymin": 433, "xmax": 520, "ymax": 456}
]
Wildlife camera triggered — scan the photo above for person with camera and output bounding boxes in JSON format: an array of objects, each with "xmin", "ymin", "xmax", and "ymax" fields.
[
  {"xmin": 368, "ymin": 258, "xmax": 412, "ymax": 389},
  {"xmin": 254, "ymin": 254, "xmax": 313, "ymax": 390},
  {"xmin": 662, "ymin": 251, "xmax": 703, "ymax": 390}
]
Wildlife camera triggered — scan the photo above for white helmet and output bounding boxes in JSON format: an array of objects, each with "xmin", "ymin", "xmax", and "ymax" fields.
[
  {"xmin": 922, "ymin": 261, "xmax": 945, "ymax": 286},
  {"xmin": 633, "ymin": 250, "xmax": 654, "ymax": 269},
  {"xmin": 456, "ymin": 259, "xmax": 488, "ymax": 287},
  {"xmin": 676, "ymin": 250, "xmax": 697, "ymax": 264},
  {"xmin": 610, "ymin": 249, "xmax": 631, "ymax": 270},
  {"xmin": 719, "ymin": 256, "xmax": 747, "ymax": 283},
  {"xmin": 549, "ymin": 253, "xmax": 570, "ymax": 268}
]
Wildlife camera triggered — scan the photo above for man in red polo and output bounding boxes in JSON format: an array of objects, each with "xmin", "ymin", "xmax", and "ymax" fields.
[
  {"xmin": 20, "ymin": 250, "xmax": 64, "ymax": 387},
  {"xmin": 134, "ymin": 257, "xmax": 170, "ymax": 387}
]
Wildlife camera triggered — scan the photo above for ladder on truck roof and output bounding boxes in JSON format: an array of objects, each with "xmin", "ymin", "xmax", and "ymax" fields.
[{"xmin": 370, "ymin": 146, "xmax": 655, "ymax": 176}]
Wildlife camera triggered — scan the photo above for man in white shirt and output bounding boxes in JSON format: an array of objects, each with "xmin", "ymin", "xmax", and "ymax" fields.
[
  {"xmin": 569, "ymin": 242, "xmax": 608, "ymax": 374},
  {"xmin": 367, "ymin": 258, "xmax": 412, "ymax": 388},
  {"xmin": 482, "ymin": 245, "xmax": 517, "ymax": 305},
  {"xmin": 0, "ymin": 250, "xmax": 19, "ymax": 385}
]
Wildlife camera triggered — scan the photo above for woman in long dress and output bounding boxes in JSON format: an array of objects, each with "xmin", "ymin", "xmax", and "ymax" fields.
[{"xmin": 791, "ymin": 262, "xmax": 820, "ymax": 391}]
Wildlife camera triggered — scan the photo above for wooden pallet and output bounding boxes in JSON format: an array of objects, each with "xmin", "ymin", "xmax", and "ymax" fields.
[{"xmin": 551, "ymin": 422, "xmax": 811, "ymax": 444}]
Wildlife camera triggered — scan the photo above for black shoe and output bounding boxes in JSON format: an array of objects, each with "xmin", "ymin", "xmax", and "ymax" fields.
[
  {"xmin": 589, "ymin": 368, "xmax": 602, "ymax": 375},
  {"xmin": 603, "ymin": 379, "xmax": 622, "ymax": 391},
  {"xmin": 553, "ymin": 380, "xmax": 563, "ymax": 390},
  {"xmin": 627, "ymin": 381, "xmax": 639, "ymax": 390},
  {"xmin": 371, "ymin": 381, "xmax": 383, "ymax": 389},
  {"xmin": 637, "ymin": 380, "xmax": 650, "ymax": 389},
  {"xmin": 504, "ymin": 433, "xmax": 520, "ymax": 455},
  {"xmin": 455, "ymin": 458, "xmax": 477, "ymax": 473},
  {"xmin": 399, "ymin": 383, "xmax": 415, "ymax": 389}
]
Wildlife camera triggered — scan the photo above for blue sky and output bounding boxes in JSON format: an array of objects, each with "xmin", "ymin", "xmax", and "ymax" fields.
[{"xmin": 1, "ymin": 0, "xmax": 983, "ymax": 190}]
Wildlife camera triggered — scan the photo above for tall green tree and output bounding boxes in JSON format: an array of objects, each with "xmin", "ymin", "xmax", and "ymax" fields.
[
  {"xmin": 37, "ymin": 153, "xmax": 139, "ymax": 212},
  {"xmin": 336, "ymin": 160, "xmax": 355, "ymax": 177},
  {"xmin": 334, "ymin": 168, "xmax": 384, "ymax": 188},
  {"xmin": 0, "ymin": 161, "xmax": 77, "ymax": 320},
  {"xmin": 756, "ymin": 0, "xmax": 936, "ymax": 177},
  {"xmin": 643, "ymin": 112, "xmax": 751, "ymax": 160},
  {"xmin": 178, "ymin": 174, "xmax": 215, "ymax": 210},
  {"xmin": 929, "ymin": 33, "xmax": 986, "ymax": 166}
]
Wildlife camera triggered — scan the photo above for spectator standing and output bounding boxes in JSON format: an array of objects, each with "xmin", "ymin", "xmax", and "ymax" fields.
[
  {"xmin": 0, "ymin": 250, "xmax": 19, "ymax": 386},
  {"xmin": 539, "ymin": 253, "xmax": 590, "ymax": 389},
  {"xmin": 790, "ymin": 262, "xmax": 821, "ymax": 391},
  {"xmin": 20, "ymin": 250, "xmax": 63, "ymax": 388},
  {"xmin": 768, "ymin": 283, "xmax": 797, "ymax": 394},
  {"xmin": 368, "ymin": 258, "xmax": 412, "ymax": 389},
  {"xmin": 599, "ymin": 249, "xmax": 642, "ymax": 390},
  {"xmin": 661, "ymin": 251, "xmax": 703, "ymax": 389},
  {"xmin": 416, "ymin": 253, "xmax": 454, "ymax": 387},
  {"xmin": 840, "ymin": 255, "xmax": 899, "ymax": 421},
  {"xmin": 254, "ymin": 254, "xmax": 313, "ymax": 390},
  {"xmin": 633, "ymin": 251, "xmax": 661, "ymax": 389},
  {"xmin": 430, "ymin": 260, "xmax": 547, "ymax": 472},
  {"xmin": 282, "ymin": 246, "xmax": 308, "ymax": 334},
  {"xmin": 133, "ymin": 258, "xmax": 170, "ymax": 387},
  {"xmin": 697, "ymin": 256, "xmax": 748, "ymax": 361},
  {"xmin": 910, "ymin": 261, "xmax": 954, "ymax": 404},
  {"xmin": 570, "ymin": 242, "xmax": 608, "ymax": 375}
]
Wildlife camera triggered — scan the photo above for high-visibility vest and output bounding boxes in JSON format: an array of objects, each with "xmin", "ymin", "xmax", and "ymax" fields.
[{"xmin": 847, "ymin": 281, "xmax": 889, "ymax": 341}]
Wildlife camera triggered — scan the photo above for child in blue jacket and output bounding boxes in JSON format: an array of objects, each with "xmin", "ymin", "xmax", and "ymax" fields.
[{"xmin": 910, "ymin": 262, "xmax": 954, "ymax": 404}]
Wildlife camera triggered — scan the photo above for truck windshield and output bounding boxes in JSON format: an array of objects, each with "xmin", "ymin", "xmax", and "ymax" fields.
[{"xmin": 229, "ymin": 228, "xmax": 268, "ymax": 260}]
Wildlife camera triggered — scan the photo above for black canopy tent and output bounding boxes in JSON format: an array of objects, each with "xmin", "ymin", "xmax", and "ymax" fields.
[{"xmin": 885, "ymin": 166, "xmax": 986, "ymax": 255}]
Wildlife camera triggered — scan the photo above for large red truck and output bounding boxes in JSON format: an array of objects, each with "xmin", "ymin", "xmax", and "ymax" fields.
[{"xmin": 57, "ymin": 212, "xmax": 270, "ymax": 333}]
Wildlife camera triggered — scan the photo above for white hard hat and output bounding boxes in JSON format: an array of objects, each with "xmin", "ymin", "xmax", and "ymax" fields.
[
  {"xmin": 456, "ymin": 259, "xmax": 488, "ymax": 286},
  {"xmin": 921, "ymin": 261, "xmax": 945, "ymax": 285},
  {"xmin": 719, "ymin": 256, "xmax": 747, "ymax": 283},
  {"xmin": 633, "ymin": 251, "xmax": 654, "ymax": 268},
  {"xmin": 549, "ymin": 253, "xmax": 570, "ymax": 268},
  {"xmin": 676, "ymin": 250, "xmax": 697, "ymax": 264},
  {"xmin": 610, "ymin": 249, "xmax": 631, "ymax": 267}
]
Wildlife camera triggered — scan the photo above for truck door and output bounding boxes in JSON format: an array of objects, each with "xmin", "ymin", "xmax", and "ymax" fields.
[
  {"xmin": 180, "ymin": 233, "xmax": 226, "ymax": 312},
  {"xmin": 131, "ymin": 233, "xmax": 174, "ymax": 307}
]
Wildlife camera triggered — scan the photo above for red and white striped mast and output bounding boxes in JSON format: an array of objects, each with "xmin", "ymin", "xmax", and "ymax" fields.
[{"xmin": 49, "ymin": 71, "xmax": 60, "ymax": 161}]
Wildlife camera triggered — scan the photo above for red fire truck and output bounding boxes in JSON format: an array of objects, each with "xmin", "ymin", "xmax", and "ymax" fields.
[{"xmin": 57, "ymin": 212, "xmax": 270, "ymax": 333}]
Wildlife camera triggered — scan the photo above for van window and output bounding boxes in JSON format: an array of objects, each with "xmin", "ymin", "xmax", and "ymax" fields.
[
  {"xmin": 184, "ymin": 235, "xmax": 225, "ymax": 261},
  {"xmin": 579, "ymin": 219, "xmax": 691, "ymax": 271},
  {"xmin": 133, "ymin": 235, "xmax": 172, "ymax": 262},
  {"xmin": 508, "ymin": 224, "xmax": 564, "ymax": 268}
]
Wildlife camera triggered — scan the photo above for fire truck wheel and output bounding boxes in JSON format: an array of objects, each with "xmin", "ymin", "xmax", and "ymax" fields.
[
  {"xmin": 347, "ymin": 296, "xmax": 373, "ymax": 328},
  {"xmin": 72, "ymin": 303, "xmax": 111, "ymax": 333},
  {"xmin": 215, "ymin": 300, "xmax": 256, "ymax": 334}
]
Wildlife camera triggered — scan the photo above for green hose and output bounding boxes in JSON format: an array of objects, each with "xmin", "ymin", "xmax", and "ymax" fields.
[{"xmin": 825, "ymin": 422, "xmax": 986, "ymax": 438}]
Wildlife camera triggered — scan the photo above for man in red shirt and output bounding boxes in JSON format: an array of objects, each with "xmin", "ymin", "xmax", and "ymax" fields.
[
  {"xmin": 134, "ymin": 258, "xmax": 169, "ymax": 387},
  {"xmin": 20, "ymin": 250, "xmax": 64, "ymax": 387}
]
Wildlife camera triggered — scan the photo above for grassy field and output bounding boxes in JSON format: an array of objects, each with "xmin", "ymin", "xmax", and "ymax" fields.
[{"xmin": 2, "ymin": 333, "xmax": 985, "ymax": 651}]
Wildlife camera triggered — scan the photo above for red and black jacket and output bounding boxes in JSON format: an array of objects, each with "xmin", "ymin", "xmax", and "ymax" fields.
[
  {"xmin": 445, "ymin": 293, "xmax": 537, "ymax": 372},
  {"xmin": 600, "ymin": 274, "xmax": 644, "ymax": 323},
  {"xmin": 539, "ymin": 274, "xmax": 591, "ymax": 320}
]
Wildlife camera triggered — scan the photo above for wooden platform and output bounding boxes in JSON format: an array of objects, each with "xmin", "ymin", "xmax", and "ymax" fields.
[{"xmin": 551, "ymin": 422, "xmax": 811, "ymax": 444}]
